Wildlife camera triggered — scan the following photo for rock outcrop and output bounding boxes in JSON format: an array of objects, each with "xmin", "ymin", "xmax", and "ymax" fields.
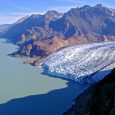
[{"xmin": 63, "ymin": 68, "xmax": 115, "ymax": 115}]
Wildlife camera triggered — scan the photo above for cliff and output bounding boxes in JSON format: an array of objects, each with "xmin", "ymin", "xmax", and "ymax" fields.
[{"xmin": 64, "ymin": 68, "xmax": 115, "ymax": 115}]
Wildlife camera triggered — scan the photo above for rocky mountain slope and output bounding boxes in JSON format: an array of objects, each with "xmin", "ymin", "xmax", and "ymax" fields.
[
  {"xmin": 0, "ymin": 4, "xmax": 115, "ymax": 64},
  {"xmin": 42, "ymin": 41, "xmax": 115, "ymax": 83},
  {"xmin": 50, "ymin": 4, "xmax": 115, "ymax": 37},
  {"xmin": 63, "ymin": 68, "xmax": 115, "ymax": 115},
  {"xmin": 0, "ymin": 10, "xmax": 62, "ymax": 43}
]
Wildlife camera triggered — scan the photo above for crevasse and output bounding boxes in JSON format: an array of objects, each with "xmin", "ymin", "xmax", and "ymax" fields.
[{"xmin": 42, "ymin": 41, "xmax": 115, "ymax": 83}]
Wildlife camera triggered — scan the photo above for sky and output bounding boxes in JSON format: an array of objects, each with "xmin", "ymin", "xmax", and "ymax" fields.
[{"xmin": 0, "ymin": 0, "xmax": 115, "ymax": 24}]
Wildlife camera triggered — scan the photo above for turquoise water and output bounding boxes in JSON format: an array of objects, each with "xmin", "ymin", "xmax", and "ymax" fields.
[{"xmin": 0, "ymin": 38, "xmax": 88, "ymax": 115}]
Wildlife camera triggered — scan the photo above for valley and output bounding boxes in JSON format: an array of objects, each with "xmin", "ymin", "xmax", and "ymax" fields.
[
  {"xmin": 0, "ymin": 3, "xmax": 115, "ymax": 115},
  {"xmin": 0, "ymin": 4, "xmax": 115, "ymax": 66}
]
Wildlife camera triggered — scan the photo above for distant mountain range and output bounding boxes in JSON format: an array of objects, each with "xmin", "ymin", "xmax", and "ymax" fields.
[{"xmin": 0, "ymin": 4, "xmax": 115, "ymax": 63}]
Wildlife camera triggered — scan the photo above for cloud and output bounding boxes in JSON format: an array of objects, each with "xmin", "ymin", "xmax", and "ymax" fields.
[
  {"xmin": 0, "ymin": 12, "xmax": 44, "ymax": 25},
  {"xmin": 50, "ymin": 5, "xmax": 81, "ymax": 13},
  {"xmin": 6, "ymin": 2, "xmax": 33, "ymax": 12},
  {"xmin": 0, "ymin": 0, "xmax": 85, "ymax": 25},
  {"xmin": 57, "ymin": 0, "xmax": 85, "ymax": 3},
  {"xmin": 11, "ymin": 12, "xmax": 45, "ymax": 16},
  {"xmin": 54, "ymin": 0, "xmax": 85, "ymax": 12},
  {"xmin": 0, "ymin": 14, "xmax": 20, "ymax": 25},
  {"xmin": 63, "ymin": 0, "xmax": 84, "ymax": 3},
  {"xmin": 0, "ymin": 2, "xmax": 45, "ymax": 24}
]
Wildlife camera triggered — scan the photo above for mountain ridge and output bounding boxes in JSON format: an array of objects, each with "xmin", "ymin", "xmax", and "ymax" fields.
[{"xmin": 0, "ymin": 4, "xmax": 115, "ymax": 65}]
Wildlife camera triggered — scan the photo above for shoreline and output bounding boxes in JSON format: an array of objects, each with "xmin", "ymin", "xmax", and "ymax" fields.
[{"xmin": 0, "ymin": 38, "xmax": 89, "ymax": 115}]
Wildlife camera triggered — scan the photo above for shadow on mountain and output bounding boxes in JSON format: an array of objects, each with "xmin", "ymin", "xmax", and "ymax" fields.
[
  {"xmin": 0, "ymin": 82, "xmax": 87, "ymax": 115},
  {"xmin": 64, "ymin": 68, "xmax": 115, "ymax": 115}
]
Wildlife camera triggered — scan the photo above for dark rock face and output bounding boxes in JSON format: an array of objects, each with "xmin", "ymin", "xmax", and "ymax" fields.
[
  {"xmin": 1, "ymin": 4, "xmax": 115, "ymax": 61},
  {"xmin": 64, "ymin": 68, "xmax": 115, "ymax": 115}
]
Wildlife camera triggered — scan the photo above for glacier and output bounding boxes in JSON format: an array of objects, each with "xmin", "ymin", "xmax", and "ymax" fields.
[{"xmin": 42, "ymin": 41, "xmax": 115, "ymax": 83}]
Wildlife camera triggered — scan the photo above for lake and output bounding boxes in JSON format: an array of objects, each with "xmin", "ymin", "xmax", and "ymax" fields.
[{"xmin": 0, "ymin": 38, "xmax": 88, "ymax": 115}]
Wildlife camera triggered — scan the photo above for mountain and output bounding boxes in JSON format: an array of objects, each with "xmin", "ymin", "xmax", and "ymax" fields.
[
  {"xmin": 42, "ymin": 41, "xmax": 115, "ymax": 83},
  {"xmin": 0, "ymin": 4, "xmax": 115, "ymax": 62},
  {"xmin": 0, "ymin": 24, "xmax": 11, "ymax": 33},
  {"xmin": 0, "ymin": 10, "xmax": 62, "ymax": 43},
  {"xmin": 50, "ymin": 4, "xmax": 115, "ymax": 37},
  {"xmin": 64, "ymin": 68, "xmax": 115, "ymax": 115},
  {"xmin": 2, "ymin": 4, "xmax": 115, "ymax": 42}
]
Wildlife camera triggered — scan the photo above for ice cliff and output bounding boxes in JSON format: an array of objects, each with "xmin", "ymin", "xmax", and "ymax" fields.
[{"xmin": 42, "ymin": 41, "xmax": 115, "ymax": 83}]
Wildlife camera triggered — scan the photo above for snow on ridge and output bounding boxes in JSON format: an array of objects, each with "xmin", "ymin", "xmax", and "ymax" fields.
[{"xmin": 42, "ymin": 41, "xmax": 115, "ymax": 83}]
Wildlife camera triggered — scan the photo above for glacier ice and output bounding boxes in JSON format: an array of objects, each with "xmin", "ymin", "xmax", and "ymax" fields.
[{"xmin": 42, "ymin": 41, "xmax": 115, "ymax": 83}]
